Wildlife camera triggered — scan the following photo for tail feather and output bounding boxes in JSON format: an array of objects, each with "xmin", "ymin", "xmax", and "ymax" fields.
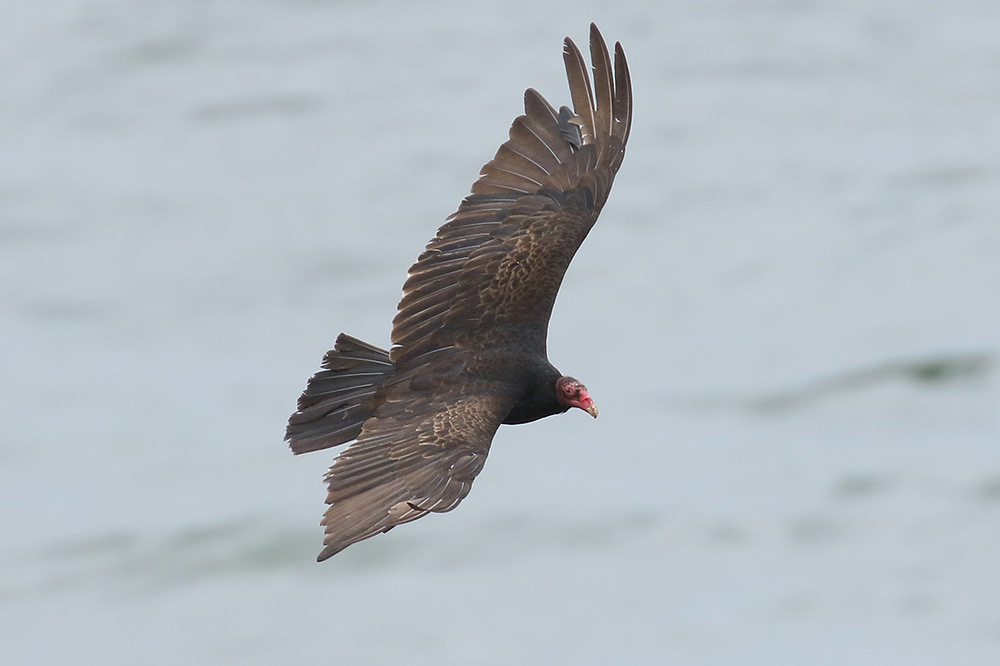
[{"xmin": 285, "ymin": 334, "xmax": 394, "ymax": 455}]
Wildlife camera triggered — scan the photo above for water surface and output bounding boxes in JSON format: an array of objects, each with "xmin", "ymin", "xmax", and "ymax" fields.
[{"xmin": 2, "ymin": 1, "xmax": 999, "ymax": 664}]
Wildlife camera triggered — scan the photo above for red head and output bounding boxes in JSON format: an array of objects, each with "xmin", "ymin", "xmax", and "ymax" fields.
[{"xmin": 555, "ymin": 376, "xmax": 599, "ymax": 418}]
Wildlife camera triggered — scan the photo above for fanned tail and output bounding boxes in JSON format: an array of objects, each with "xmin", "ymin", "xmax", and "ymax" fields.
[{"xmin": 285, "ymin": 334, "xmax": 394, "ymax": 455}]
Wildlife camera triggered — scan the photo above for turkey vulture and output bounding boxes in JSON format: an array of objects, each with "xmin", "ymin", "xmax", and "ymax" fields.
[{"xmin": 286, "ymin": 24, "xmax": 632, "ymax": 561}]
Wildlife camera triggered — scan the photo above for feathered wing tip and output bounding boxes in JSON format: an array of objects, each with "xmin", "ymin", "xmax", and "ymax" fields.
[
  {"xmin": 465, "ymin": 23, "xmax": 632, "ymax": 207},
  {"xmin": 562, "ymin": 23, "xmax": 632, "ymax": 172}
]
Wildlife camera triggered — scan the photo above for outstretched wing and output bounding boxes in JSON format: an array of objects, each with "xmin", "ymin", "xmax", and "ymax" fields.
[
  {"xmin": 313, "ymin": 369, "xmax": 514, "ymax": 561},
  {"xmin": 391, "ymin": 24, "xmax": 632, "ymax": 366}
]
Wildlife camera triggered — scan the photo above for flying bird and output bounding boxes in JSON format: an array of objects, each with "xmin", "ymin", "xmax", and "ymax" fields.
[{"xmin": 286, "ymin": 24, "xmax": 632, "ymax": 561}]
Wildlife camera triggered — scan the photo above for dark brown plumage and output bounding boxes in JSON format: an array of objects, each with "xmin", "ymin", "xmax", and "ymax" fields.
[{"xmin": 286, "ymin": 24, "xmax": 632, "ymax": 561}]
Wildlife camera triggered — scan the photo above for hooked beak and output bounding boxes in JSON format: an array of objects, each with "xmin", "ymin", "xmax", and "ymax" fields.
[{"xmin": 576, "ymin": 392, "xmax": 598, "ymax": 418}]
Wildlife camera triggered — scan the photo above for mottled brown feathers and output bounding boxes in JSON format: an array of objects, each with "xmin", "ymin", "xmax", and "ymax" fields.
[{"xmin": 285, "ymin": 24, "xmax": 632, "ymax": 561}]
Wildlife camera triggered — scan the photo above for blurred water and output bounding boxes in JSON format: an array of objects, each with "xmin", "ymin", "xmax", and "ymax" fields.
[{"xmin": 2, "ymin": 1, "xmax": 999, "ymax": 664}]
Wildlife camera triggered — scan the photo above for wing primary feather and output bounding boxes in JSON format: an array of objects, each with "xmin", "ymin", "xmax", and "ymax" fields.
[
  {"xmin": 589, "ymin": 23, "xmax": 615, "ymax": 160},
  {"xmin": 562, "ymin": 36, "xmax": 596, "ymax": 143},
  {"xmin": 523, "ymin": 88, "xmax": 560, "ymax": 125},
  {"xmin": 501, "ymin": 143, "xmax": 550, "ymax": 174},
  {"xmin": 613, "ymin": 41, "xmax": 633, "ymax": 161},
  {"xmin": 511, "ymin": 119, "xmax": 562, "ymax": 164},
  {"xmin": 490, "ymin": 165, "xmax": 544, "ymax": 187}
]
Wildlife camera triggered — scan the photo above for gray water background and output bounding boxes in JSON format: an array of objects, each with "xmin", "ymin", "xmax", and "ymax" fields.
[{"xmin": 2, "ymin": 1, "xmax": 999, "ymax": 664}]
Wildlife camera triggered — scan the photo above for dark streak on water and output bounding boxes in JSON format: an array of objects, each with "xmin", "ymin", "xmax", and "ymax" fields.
[{"xmin": 670, "ymin": 352, "xmax": 994, "ymax": 414}]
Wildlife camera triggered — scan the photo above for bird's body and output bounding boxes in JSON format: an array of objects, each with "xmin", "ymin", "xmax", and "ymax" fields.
[{"xmin": 286, "ymin": 24, "xmax": 632, "ymax": 560}]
